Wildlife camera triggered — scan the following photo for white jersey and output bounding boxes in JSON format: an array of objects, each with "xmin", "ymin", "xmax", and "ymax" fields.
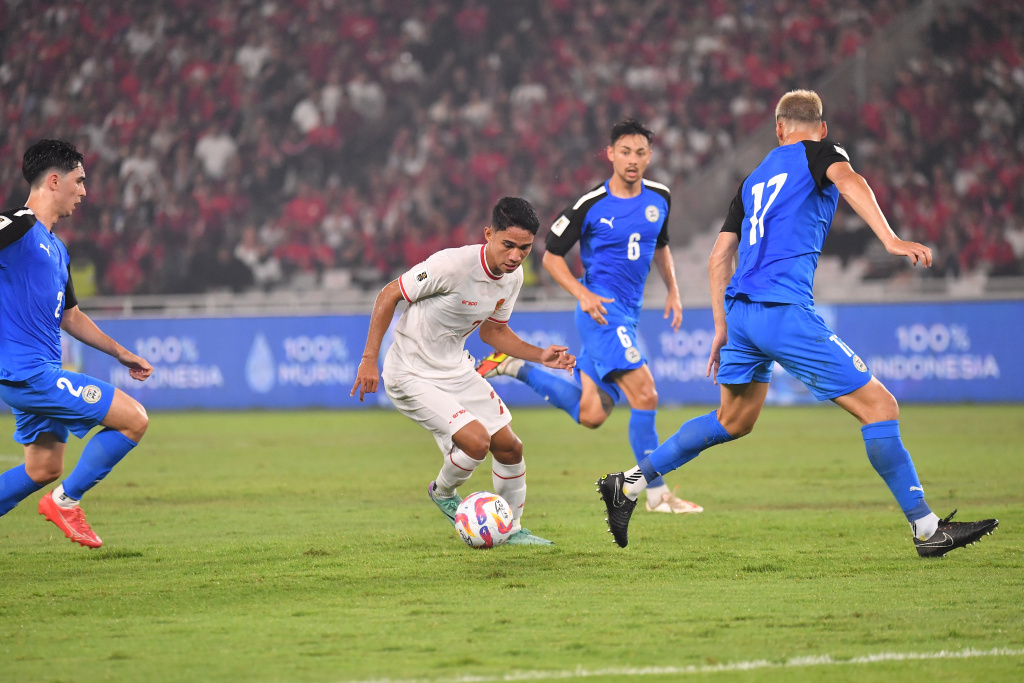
[{"xmin": 384, "ymin": 244, "xmax": 523, "ymax": 380}]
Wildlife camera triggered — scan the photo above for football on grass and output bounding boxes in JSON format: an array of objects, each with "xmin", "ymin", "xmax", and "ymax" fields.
[{"xmin": 454, "ymin": 492, "xmax": 514, "ymax": 548}]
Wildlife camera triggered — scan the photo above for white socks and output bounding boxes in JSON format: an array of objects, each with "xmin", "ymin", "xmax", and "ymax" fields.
[
  {"xmin": 51, "ymin": 484, "xmax": 79, "ymax": 509},
  {"xmin": 645, "ymin": 483, "xmax": 669, "ymax": 506},
  {"xmin": 492, "ymin": 459, "xmax": 526, "ymax": 523},
  {"xmin": 911, "ymin": 512, "xmax": 940, "ymax": 541},
  {"xmin": 434, "ymin": 447, "xmax": 483, "ymax": 498},
  {"xmin": 622, "ymin": 466, "xmax": 648, "ymax": 500}
]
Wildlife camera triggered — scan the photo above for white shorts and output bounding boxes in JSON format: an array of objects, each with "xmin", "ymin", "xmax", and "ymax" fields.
[{"xmin": 383, "ymin": 367, "xmax": 512, "ymax": 456}]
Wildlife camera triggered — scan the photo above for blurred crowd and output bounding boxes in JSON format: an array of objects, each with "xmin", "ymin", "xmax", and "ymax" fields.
[
  {"xmin": 0, "ymin": 0, "xmax": 1020, "ymax": 297},
  {"xmin": 822, "ymin": 1, "xmax": 1024, "ymax": 280}
]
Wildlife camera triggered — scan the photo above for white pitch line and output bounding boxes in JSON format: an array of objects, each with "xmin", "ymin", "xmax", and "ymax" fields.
[
  {"xmin": 340, "ymin": 647, "xmax": 1024, "ymax": 683},
  {"xmin": 0, "ymin": 454, "xmax": 24, "ymax": 463}
]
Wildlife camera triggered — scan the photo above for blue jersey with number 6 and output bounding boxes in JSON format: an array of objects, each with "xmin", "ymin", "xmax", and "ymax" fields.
[
  {"xmin": 722, "ymin": 139, "xmax": 849, "ymax": 306},
  {"xmin": 0, "ymin": 206, "xmax": 77, "ymax": 381},
  {"xmin": 546, "ymin": 179, "xmax": 671, "ymax": 316}
]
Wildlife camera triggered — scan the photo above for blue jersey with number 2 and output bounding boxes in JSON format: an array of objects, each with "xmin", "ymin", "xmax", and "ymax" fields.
[
  {"xmin": 0, "ymin": 207, "xmax": 75, "ymax": 381},
  {"xmin": 725, "ymin": 140, "xmax": 848, "ymax": 306}
]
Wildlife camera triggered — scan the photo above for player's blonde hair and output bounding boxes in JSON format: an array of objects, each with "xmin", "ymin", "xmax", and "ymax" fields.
[{"xmin": 775, "ymin": 90, "xmax": 824, "ymax": 123}]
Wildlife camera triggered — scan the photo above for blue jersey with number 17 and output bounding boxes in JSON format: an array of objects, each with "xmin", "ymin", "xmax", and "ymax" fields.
[{"xmin": 722, "ymin": 139, "xmax": 850, "ymax": 306}]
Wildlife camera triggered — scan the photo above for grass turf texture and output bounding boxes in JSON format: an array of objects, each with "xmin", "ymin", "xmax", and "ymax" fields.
[{"xmin": 0, "ymin": 405, "xmax": 1021, "ymax": 683}]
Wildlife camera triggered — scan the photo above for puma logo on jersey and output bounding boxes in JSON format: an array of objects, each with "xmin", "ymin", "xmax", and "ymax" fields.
[
  {"xmin": 599, "ymin": 217, "xmax": 615, "ymax": 229},
  {"xmin": 39, "ymin": 243, "xmax": 51, "ymax": 256}
]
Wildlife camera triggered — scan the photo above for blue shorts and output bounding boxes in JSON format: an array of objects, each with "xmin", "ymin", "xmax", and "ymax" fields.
[
  {"xmin": 0, "ymin": 366, "xmax": 115, "ymax": 444},
  {"xmin": 716, "ymin": 297, "xmax": 872, "ymax": 401},
  {"xmin": 574, "ymin": 301, "xmax": 647, "ymax": 403}
]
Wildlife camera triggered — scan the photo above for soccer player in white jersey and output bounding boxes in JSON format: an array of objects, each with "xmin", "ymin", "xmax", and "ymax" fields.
[{"xmin": 351, "ymin": 197, "xmax": 576, "ymax": 545}]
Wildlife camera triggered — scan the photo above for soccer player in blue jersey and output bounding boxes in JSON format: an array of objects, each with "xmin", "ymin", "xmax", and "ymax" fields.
[
  {"xmin": 0, "ymin": 139, "xmax": 152, "ymax": 548},
  {"xmin": 478, "ymin": 119, "xmax": 701, "ymax": 515},
  {"xmin": 598, "ymin": 91, "xmax": 998, "ymax": 557}
]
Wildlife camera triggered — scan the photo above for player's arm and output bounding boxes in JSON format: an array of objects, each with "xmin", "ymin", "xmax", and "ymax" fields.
[
  {"xmin": 707, "ymin": 185, "xmax": 743, "ymax": 384},
  {"xmin": 351, "ymin": 278, "xmax": 404, "ymax": 402},
  {"xmin": 826, "ymin": 161, "xmax": 932, "ymax": 267},
  {"xmin": 652, "ymin": 245, "xmax": 682, "ymax": 331},
  {"xmin": 61, "ymin": 306, "xmax": 153, "ymax": 381},
  {"xmin": 478, "ymin": 321, "xmax": 575, "ymax": 375},
  {"xmin": 544, "ymin": 204, "xmax": 614, "ymax": 325}
]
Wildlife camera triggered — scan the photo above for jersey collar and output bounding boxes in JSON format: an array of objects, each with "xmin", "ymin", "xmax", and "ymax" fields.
[{"xmin": 479, "ymin": 245, "xmax": 502, "ymax": 280}]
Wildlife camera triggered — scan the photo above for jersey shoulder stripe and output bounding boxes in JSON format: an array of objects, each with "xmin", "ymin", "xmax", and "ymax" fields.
[
  {"xmin": 571, "ymin": 185, "xmax": 607, "ymax": 211},
  {"xmin": 642, "ymin": 179, "xmax": 671, "ymax": 194},
  {"xmin": 0, "ymin": 207, "xmax": 38, "ymax": 251}
]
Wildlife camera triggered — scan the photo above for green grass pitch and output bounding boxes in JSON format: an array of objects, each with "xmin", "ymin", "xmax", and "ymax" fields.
[{"xmin": 1, "ymin": 405, "xmax": 1022, "ymax": 682}]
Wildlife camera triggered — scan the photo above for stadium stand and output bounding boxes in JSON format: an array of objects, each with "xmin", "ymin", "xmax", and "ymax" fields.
[{"xmin": 0, "ymin": 0, "xmax": 1020, "ymax": 303}]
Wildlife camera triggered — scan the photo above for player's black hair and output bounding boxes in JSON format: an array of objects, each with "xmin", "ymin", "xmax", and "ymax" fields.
[
  {"xmin": 22, "ymin": 139, "xmax": 84, "ymax": 187},
  {"xmin": 491, "ymin": 196, "xmax": 540, "ymax": 235},
  {"xmin": 610, "ymin": 118, "xmax": 654, "ymax": 146}
]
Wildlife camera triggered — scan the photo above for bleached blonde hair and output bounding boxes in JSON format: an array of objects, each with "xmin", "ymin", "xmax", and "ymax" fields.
[{"xmin": 775, "ymin": 90, "xmax": 824, "ymax": 123}]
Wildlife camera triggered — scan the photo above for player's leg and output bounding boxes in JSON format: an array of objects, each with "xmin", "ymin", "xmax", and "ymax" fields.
[
  {"xmin": 489, "ymin": 425, "xmax": 551, "ymax": 545},
  {"xmin": 598, "ymin": 298, "xmax": 771, "ymax": 546},
  {"xmin": 0, "ymin": 433, "xmax": 64, "ymax": 517},
  {"xmin": 624, "ymin": 381, "xmax": 764, "ymax": 499},
  {"xmin": 614, "ymin": 365, "xmax": 701, "ymax": 513},
  {"xmin": 478, "ymin": 351, "xmax": 611, "ymax": 426},
  {"xmin": 385, "ymin": 371, "xmax": 500, "ymax": 526},
  {"xmin": 766, "ymin": 305, "xmax": 996, "ymax": 557},
  {"xmin": 832, "ymin": 377, "xmax": 997, "ymax": 555},
  {"xmin": 55, "ymin": 388, "xmax": 149, "ymax": 506},
  {"xmin": 576, "ymin": 366, "xmax": 616, "ymax": 428},
  {"xmin": 436, "ymin": 420, "xmax": 490, "ymax": 498}
]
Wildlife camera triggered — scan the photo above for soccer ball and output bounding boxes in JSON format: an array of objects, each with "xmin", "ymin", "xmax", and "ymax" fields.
[{"xmin": 454, "ymin": 491, "xmax": 515, "ymax": 549}]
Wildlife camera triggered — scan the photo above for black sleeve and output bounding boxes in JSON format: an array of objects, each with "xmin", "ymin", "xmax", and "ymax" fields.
[
  {"xmin": 720, "ymin": 182, "xmax": 745, "ymax": 236},
  {"xmin": 0, "ymin": 208, "xmax": 36, "ymax": 251},
  {"xmin": 545, "ymin": 203, "xmax": 587, "ymax": 256},
  {"xmin": 650, "ymin": 183, "xmax": 671, "ymax": 249},
  {"xmin": 804, "ymin": 139, "xmax": 852, "ymax": 189},
  {"xmin": 64, "ymin": 266, "xmax": 79, "ymax": 310}
]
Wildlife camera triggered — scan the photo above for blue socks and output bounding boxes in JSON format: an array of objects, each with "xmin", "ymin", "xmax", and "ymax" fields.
[
  {"xmin": 62, "ymin": 428, "xmax": 138, "ymax": 500},
  {"xmin": 629, "ymin": 409, "xmax": 664, "ymax": 488},
  {"xmin": 517, "ymin": 364, "xmax": 582, "ymax": 423},
  {"xmin": 862, "ymin": 420, "xmax": 931, "ymax": 523},
  {"xmin": 640, "ymin": 410, "xmax": 735, "ymax": 482},
  {"xmin": 0, "ymin": 464, "xmax": 44, "ymax": 516}
]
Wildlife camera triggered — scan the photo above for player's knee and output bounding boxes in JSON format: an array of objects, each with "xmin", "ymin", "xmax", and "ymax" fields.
[
  {"xmin": 630, "ymin": 388, "xmax": 658, "ymax": 411},
  {"xmin": 878, "ymin": 390, "xmax": 899, "ymax": 422},
  {"xmin": 125, "ymin": 404, "xmax": 149, "ymax": 443},
  {"xmin": 463, "ymin": 435, "xmax": 491, "ymax": 460},
  {"xmin": 578, "ymin": 408, "xmax": 607, "ymax": 430},
  {"xmin": 25, "ymin": 461, "xmax": 61, "ymax": 484},
  {"xmin": 491, "ymin": 435, "xmax": 523, "ymax": 465},
  {"xmin": 718, "ymin": 411, "xmax": 756, "ymax": 438}
]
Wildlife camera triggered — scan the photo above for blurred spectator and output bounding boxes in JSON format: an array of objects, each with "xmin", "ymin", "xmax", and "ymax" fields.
[{"xmin": 0, "ymin": 0, "xmax": 1019, "ymax": 299}]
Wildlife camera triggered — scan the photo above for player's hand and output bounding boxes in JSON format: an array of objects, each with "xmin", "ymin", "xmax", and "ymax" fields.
[
  {"xmin": 117, "ymin": 350, "xmax": 153, "ymax": 381},
  {"xmin": 578, "ymin": 289, "xmax": 614, "ymax": 325},
  {"xmin": 350, "ymin": 358, "xmax": 379, "ymax": 402},
  {"xmin": 886, "ymin": 238, "xmax": 932, "ymax": 267},
  {"xmin": 706, "ymin": 330, "xmax": 728, "ymax": 385},
  {"xmin": 539, "ymin": 345, "xmax": 576, "ymax": 376},
  {"xmin": 664, "ymin": 291, "xmax": 683, "ymax": 332}
]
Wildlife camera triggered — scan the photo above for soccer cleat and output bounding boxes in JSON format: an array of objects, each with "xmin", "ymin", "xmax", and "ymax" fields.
[
  {"xmin": 504, "ymin": 527, "xmax": 553, "ymax": 545},
  {"xmin": 38, "ymin": 493, "xmax": 102, "ymax": 548},
  {"xmin": 913, "ymin": 509, "xmax": 998, "ymax": 558},
  {"xmin": 427, "ymin": 481, "xmax": 462, "ymax": 527},
  {"xmin": 646, "ymin": 488, "xmax": 703, "ymax": 514},
  {"xmin": 475, "ymin": 352, "xmax": 524, "ymax": 379},
  {"xmin": 597, "ymin": 472, "xmax": 636, "ymax": 548}
]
